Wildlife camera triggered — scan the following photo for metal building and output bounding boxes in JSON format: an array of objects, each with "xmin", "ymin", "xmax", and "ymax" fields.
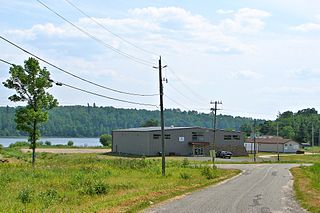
[{"xmin": 112, "ymin": 126, "xmax": 247, "ymax": 156}]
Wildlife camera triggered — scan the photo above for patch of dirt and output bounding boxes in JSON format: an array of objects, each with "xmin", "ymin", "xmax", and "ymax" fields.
[{"xmin": 20, "ymin": 148, "xmax": 111, "ymax": 154}]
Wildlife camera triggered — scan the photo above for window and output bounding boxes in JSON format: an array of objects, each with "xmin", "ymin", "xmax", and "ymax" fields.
[
  {"xmin": 232, "ymin": 135, "xmax": 240, "ymax": 140},
  {"xmin": 192, "ymin": 132, "xmax": 204, "ymax": 142},
  {"xmin": 224, "ymin": 135, "xmax": 232, "ymax": 140},
  {"xmin": 153, "ymin": 134, "xmax": 161, "ymax": 139},
  {"xmin": 165, "ymin": 134, "xmax": 171, "ymax": 139}
]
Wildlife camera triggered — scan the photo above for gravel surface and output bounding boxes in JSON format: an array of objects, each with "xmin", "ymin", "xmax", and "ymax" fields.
[{"xmin": 144, "ymin": 164, "xmax": 308, "ymax": 213}]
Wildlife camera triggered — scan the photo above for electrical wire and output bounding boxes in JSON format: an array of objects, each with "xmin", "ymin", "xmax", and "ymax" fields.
[
  {"xmin": 0, "ymin": 58, "xmax": 158, "ymax": 108},
  {"xmin": 63, "ymin": 0, "xmax": 159, "ymax": 58},
  {"xmin": 36, "ymin": 0, "xmax": 154, "ymax": 67},
  {"xmin": 0, "ymin": 36, "xmax": 158, "ymax": 97},
  {"xmin": 164, "ymin": 94, "xmax": 191, "ymax": 111},
  {"xmin": 59, "ymin": 82, "xmax": 158, "ymax": 107}
]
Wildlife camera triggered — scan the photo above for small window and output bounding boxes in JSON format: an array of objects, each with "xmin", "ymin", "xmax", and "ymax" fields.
[
  {"xmin": 165, "ymin": 134, "xmax": 171, "ymax": 139},
  {"xmin": 224, "ymin": 135, "xmax": 232, "ymax": 140},
  {"xmin": 285, "ymin": 144, "xmax": 288, "ymax": 146},
  {"xmin": 289, "ymin": 144, "xmax": 292, "ymax": 146},
  {"xmin": 232, "ymin": 135, "xmax": 240, "ymax": 140},
  {"xmin": 153, "ymin": 134, "xmax": 161, "ymax": 139}
]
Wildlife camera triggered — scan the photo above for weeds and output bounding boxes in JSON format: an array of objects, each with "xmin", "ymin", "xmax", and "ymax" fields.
[
  {"xmin": 201, "ymin": 167, "xmax": 218, "ymax": 180},
  {"xmin": 179, "ymin": 172, "xmax": 191, "ymax": 179}
]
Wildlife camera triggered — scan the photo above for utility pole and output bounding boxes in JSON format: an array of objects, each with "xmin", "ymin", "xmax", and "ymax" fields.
[
  {"xmin": 312, "ymin": 123, "xmax": 314, "ymax": 147},
  {"xmin": 276, "ymin": 123, "xmax": 279, "ymax": 162},
  {"xmin": 253, "ymin": 119, "xmax": 256, "ymax": 162},
  {"xmin": 210, "ymin": 101, "xmax": 222, "ymax": 164},
  {"xmin": 318, "ymin": 129, "xmax": 320, "ymax": 146},
  {"xmin": 154, "ymin": 56, "xmax": 167, "ymax": 176}
]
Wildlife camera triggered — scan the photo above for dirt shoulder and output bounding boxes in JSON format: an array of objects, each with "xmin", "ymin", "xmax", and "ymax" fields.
[{"xmin": 21, "ymin": 148, "xmax": 111, "ymax": 154}]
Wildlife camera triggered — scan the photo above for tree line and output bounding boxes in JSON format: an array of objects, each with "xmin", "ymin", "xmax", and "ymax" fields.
[
  {"xmin": 0, "ymin": 105, "xmax": 258, "ymax": 137},
  {"xmin": 241, "ymin": 108, "xmax": 320, "ymax": 145}
]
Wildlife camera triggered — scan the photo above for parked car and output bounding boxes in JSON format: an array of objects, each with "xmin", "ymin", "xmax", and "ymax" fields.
[{"xmin": 216, "ymin": 151, "xmax": 232, "ymax": 159}]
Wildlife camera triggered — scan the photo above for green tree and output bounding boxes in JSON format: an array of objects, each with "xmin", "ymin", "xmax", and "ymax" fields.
[
  {"xmin": 280, "ymin": 126, "xmax": 295, "ymax": 139},
  {"xmin": 3, "ymin": 57, "xmax": 58, "ymax": 166},
  {"xmin": 100, "ymin": 134, "xmax": 112, "ymax": 147},
  {"xmin": 141, "ymin": 119, "xmax": 159, "ymax": 127}
]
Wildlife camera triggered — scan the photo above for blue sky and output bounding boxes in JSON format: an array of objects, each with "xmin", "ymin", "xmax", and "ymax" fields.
[{"xmin": 1, "ymin": 0, "xmax": 320, "ymax": 120}]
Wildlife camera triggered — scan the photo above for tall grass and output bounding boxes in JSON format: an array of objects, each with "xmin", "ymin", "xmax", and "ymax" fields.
[{"xmin": 0, "ymin": 149, "xmax": 239, "ymax": 212}]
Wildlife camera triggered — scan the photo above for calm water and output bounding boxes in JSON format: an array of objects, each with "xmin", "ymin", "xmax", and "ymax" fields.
[{"xmin": 0, "ymin": 137, "xmax": 101, "ymax": 147}]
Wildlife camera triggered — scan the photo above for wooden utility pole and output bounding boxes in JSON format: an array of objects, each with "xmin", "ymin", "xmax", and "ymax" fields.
[
  {"xmin": 210, "ymin": 101, "xmax": 222, "ymax": 164},
  {"xmin": 312, "ymin": 123, "xmax": 314, "ymax": 147},
  {"xmin": 253, "ymin": 119, "xmax": 256, "ymax": 162},
  {"xmin": 276, "ymin": 123, "xmax": 279, "ymax": 162},
  {"xmin": 154, "ymin": 56, "xmax": 167, "ymax": 176}
]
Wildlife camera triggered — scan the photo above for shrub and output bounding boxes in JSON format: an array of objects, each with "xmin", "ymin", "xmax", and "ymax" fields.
[
  {"xmin": 179, "ymin": 172, "xmax": 191, "ymax": 179},
  {"xmin": 0, "ymin": 144, "xmax": 3, "ymax": 151},
  {"xmin": 67, "ymin": 140, "xmax": 74, "ymax": 146},
  {"xmin": 201, "ymin": 167, "xmax": 218, "ymax": 180},
  {"xmin": 100, "ymin": 134, "xmax": 112, "ymax": 147},
  {"xmin": 181, "ymin": 158, "xmax": 190, "ymax": 168},
  {"xmin": 45, "ymin": 141, "xmax": 52, "ymax": 146},
  {"xmin": 80, "ymin": 180, "xmax": 110, "ymax": 196},
  {"xmin": 9, "ymin": 141, "xmax": 30, "ymax": 148},
  {"xmin": 18, "ymin": 188, "xmax": 33, "ymax": 211}
]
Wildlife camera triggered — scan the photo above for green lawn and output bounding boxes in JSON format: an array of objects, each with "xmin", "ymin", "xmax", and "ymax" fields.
[
  {"xmin": 291, "ymin": 163, "xmax": 320, "ymax": 213},
  {"xmin": 0, "ymin": 149, "xmax": 239, "ymax": 212}
]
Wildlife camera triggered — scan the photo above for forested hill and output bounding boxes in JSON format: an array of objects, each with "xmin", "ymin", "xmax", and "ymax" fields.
[{"xmin": 0, "ymin": 106, "xmax": 260, "ymax": 137}]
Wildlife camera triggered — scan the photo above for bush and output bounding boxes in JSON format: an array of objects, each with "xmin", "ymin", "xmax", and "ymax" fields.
[
  {"xmin": 179, "ymin": 172, "xmax": 191, "ymax": 179},
  {"xmin": 45, "ymin": 141, "xmax": 52, "ymax": 146},
  {"xmin": 9, "ymin": 141, "xmax": 30, "ymax": 148},
  {"xmin": 201, "ymin": 167, "xmax": 218, "ymax": 180},
  {"xmin": 39, "ymin": 188, "xmax": 59, "ymax": 207},
  {"xmin": 67, "ymin": 140, "xmax": 74, "ymax": 147},
  {"xmin": 100, "ymin": 134, "xmax": 112, "ymax": 147},
  {"xmin": 18, "ymin": 188, "xmax": 33, "ymax": 206},
  {"xmin": 80, "ymin": 180, "xmax": 109, "ymax": 196},
  {"xmin": 181, "ymin": 158, "xmax": 190, "ymax": 168},
  {"xmin": 0, "ymin": 144, "xmax": 3, "ymax": 151}
]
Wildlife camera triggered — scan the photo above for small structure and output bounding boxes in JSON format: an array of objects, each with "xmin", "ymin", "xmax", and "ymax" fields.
[
  {"xmin": 245, "ymin": 136, "xmax": 300, "ymax": 153},
  {"xmin": 112, "ymin": 126, "xmax": 247, "ymax": 156}
]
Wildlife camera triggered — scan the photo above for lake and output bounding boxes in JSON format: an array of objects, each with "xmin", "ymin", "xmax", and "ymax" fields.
[{"xmin": 0, "ymin": 137, "xmax": 101, "ymax": 147}]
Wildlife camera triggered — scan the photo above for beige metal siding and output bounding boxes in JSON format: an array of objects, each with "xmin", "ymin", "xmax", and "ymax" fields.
[{"xmin": 113, "ymin": 131, "xmax": 150, "ymax": 155}]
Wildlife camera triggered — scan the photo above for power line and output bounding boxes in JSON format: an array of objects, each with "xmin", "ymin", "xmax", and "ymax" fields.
[
  {"xmin": 163, "ymin": 62, "xmax": 208, "ymax": 105},
  {"xmin": 58, "ymin": 82, "xmax": 158, "ymax": 107},
  {"xmin": 63, "ymin": 0, "xmax": 158, "ymax": 57},
  {"xmin": 36, "ymin": 0, "xmax": 154, "ymax": 67},
  {"xmin": 0, "ymin": 36, "xmax": 158, "ymax": 97},
  {"xmin": 164, "ymin": 94, "xmax": 191, "ymax": 111},
  {"xmin": 0, "ymin": 58, "xmax": 158, "ymax": 108}
]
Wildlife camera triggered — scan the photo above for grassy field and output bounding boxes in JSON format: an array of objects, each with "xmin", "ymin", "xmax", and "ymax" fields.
[
  {"xmin": 291, "ymin": 164, "xmax": 320, "ymax": 213},
  {"xmin": 0, "ymin": 148, "xmax": 239, "ymax": 212}
]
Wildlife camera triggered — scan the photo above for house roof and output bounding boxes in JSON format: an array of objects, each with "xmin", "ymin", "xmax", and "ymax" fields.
[
  {"xmin": 245, "ymin": 136, "xmax": 298, "ymax": 144},
  {"xmin": 113, "ymin": 126, "xmax": 242, "ymax": 133}
]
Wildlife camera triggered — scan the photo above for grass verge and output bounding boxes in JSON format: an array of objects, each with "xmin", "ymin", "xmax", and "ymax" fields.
[
  {"xmin": 0, "ymin": 149, "xmax": 239, "ymax": 212},
  {"xmin": 291, "ymin": 163, "xmax": 320, "ymax": 213}
]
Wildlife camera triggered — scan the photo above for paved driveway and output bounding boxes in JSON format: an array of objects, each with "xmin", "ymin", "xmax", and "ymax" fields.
[{"xmin": 144, "ymin": 164, "xmax": 308, "ymax": 213}]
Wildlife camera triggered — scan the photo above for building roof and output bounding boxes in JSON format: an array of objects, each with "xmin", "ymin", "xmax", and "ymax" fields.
[
  {"xmin": 113, "ymin": 126, "xmax": 242, "ymax": 133},
  {"xmin": 113, "ymin": 126, "xmax": 210, "ymax": 132},
  {"xmin": 245, "ymin": 136, "xmax": 298, "ymax": 144}
]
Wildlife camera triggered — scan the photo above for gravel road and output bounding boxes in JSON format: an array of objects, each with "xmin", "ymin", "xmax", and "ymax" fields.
[{"xmin": 145, "ymin": 164, "xmax": 308, "ymax": 213}]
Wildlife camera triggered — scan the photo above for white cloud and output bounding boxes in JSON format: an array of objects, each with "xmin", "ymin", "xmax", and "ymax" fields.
[
  {"xmin": 231, "ymin": 70, "xmax": 263, "ymax": 80},
  {"xmin": 290, "ymin": 22, "xmax": 320, "ymax": 32},
  {"xmin": 219, "ymin": 8, "xmax": 271, "ymax": 34},
  {"xmin": 216, "ymin": 9, "xmax": 234, "ymax": 15},
  {"xmin": 290, "ymin": 14, "xmax": 320, "ymax": 32},
  {"xmin": 288, "ymin": 67, "xmax": 320, "ymax": 79},
  {"xmin": 5, "ymin": 6, "xmax": 264, "ymax": 55}
]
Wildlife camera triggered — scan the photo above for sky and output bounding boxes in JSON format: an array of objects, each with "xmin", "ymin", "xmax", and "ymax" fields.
[{"xmin": 1, "ymin": 0, "xmax": 320, "ymax": 120}]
